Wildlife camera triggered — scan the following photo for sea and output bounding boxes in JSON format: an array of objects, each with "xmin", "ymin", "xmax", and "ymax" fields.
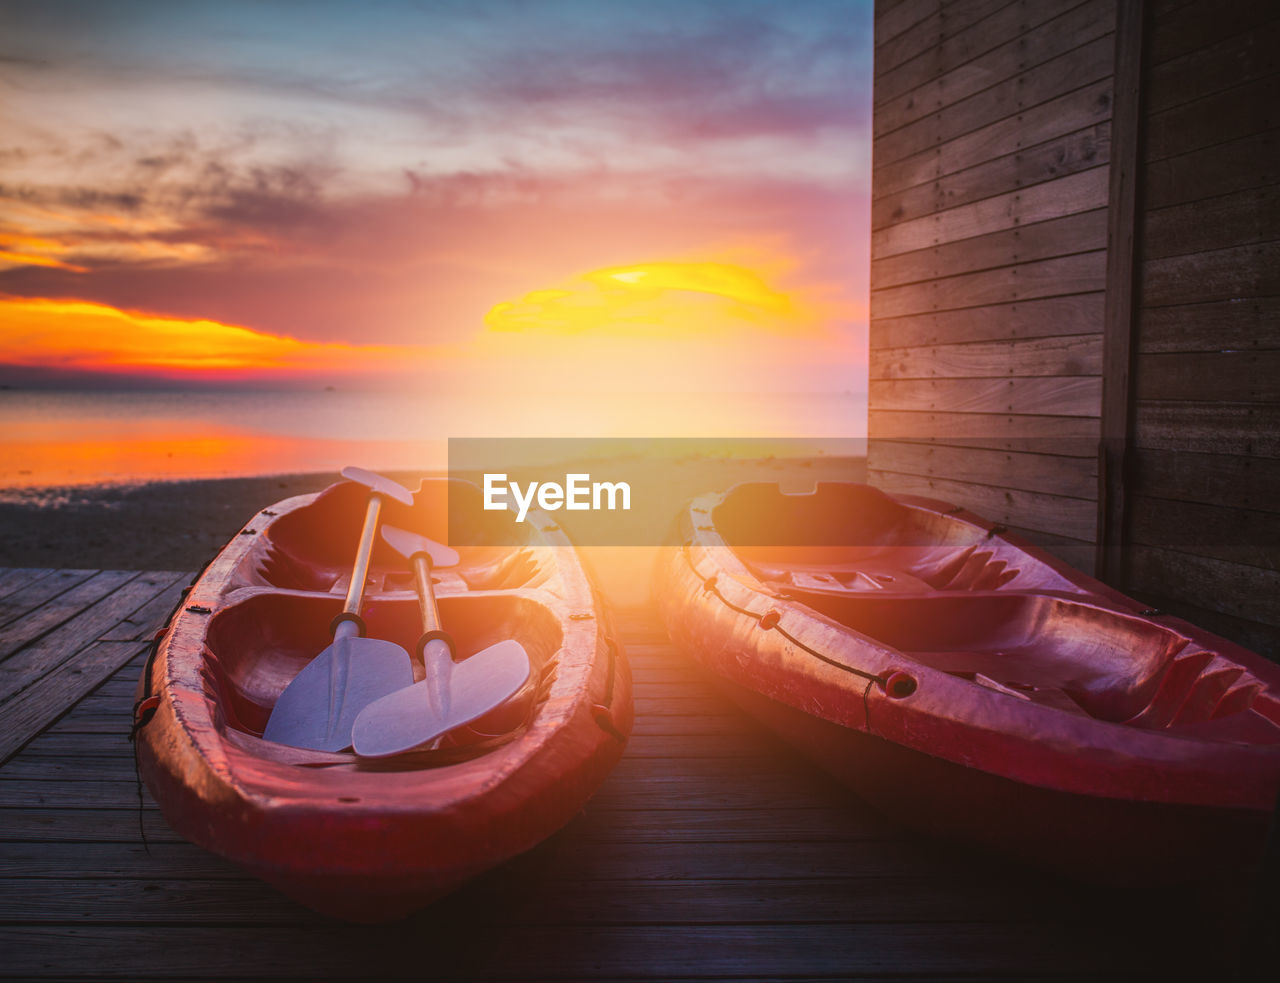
[{"xmin": 0, "ymin": 388, "xmax": 867, "ymax": 499}]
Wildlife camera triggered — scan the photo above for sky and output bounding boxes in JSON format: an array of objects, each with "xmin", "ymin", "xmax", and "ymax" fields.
[{"xmin": 0, "ymin": 0, "xmax": 873, "ymax": 395}]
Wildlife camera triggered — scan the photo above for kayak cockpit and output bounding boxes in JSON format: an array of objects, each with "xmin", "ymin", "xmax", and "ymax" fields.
[
  {"xmin": 201, "ymin": 591, "xmax": 562, "ymax": 764},
  {"xmin": 234, "ymin": 478, "xmax": 555, "ymax": 594},
  {"xmin": 708, "ymin": 483, "xmax": 1280, "ymax": 745},
  {"xmin": 787, "ymin": 590, "xmax": 1280, "ymax": 741},
  {"xmin": 713, "ymin": 482, "xmax": 1085, "ymax": 595}
]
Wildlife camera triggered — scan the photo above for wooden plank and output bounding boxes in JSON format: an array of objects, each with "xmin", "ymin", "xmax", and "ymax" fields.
[
  {"xmin": 0, "ymin": 808, "xmax": 180, "ymax": 843},
  {"xmin": 1147, "ymin": 15, "xmax": 1280, "ymax": 114},
  {"xmin": 1147, "ymin": 0, "xmax": 1280, "ymax": 66},
  {"xmin": 0, "ymin": 641, "xmax": 146, "ymax": 765},
  {"xmin": 0, "ymin": 922, "xmax": 1137, "ymax": 979},
  {"xmin": 1144, "ymin": 127, "xmax": 1279, "ymax": 211},
  {"xmin": 1127, "ymin": 498, "xmax": 1278, "ymax": 572},
  {"xmin": 569, "ymin": 806, "xmax": 897, "ymax": 844},
  {"xmin": 872, "ymin": 165, "xmax": 1109, "ymax": 258},
  {"xmin": 874, "ymin": 122, "xmax": 1110, "ymax": 231},
  {"xmin": 1135, "ymin": 352, "xmax": 1280, "ymax": 404},
  {"xmin": 876, "ymin": 34, "xmax": 1114, "ymax": 169},
  {"xmin": 1145, "ymin": 71, "xmax": 1280, "ymax": 163},
  {"xmin": 874, "ymin": 0, "xmax": 940, "ymax": 53},
  {"xmin": 0, "ymin": 570, "xmax": 98, "ymax": 639},
  {"xmin": 1132, "ymin": 400, "xmax": 1280, "ymax": 457},
  {"xmin": 0, "ymin": 572, "xmax": 184, "ymax": 705},
  {"xmin": 0, "ymin": 570, "xmax": 137, "ymax": 662},
  {"xmin": 872, "ymin": 208, "xmax": 1107, "ymax": 289},
  {"xmin": 868, "ymin": 442, "xmax": 1097, "ymax": 500},
  {"xmin": 0, "ymin": 568, "xmax": 54, "ymax": 602},
  {"xmin": 1124, "ymin": 546, "xmax": 1280, "ymax": 624},
  {"xmin": 869, "ymin": 410, "xmax": 1099, "ymax": 444},
  {"xmin": 872, "ymin": 79, "xmax": 1113, "ymax": 200},
  {"xmin": 871, "ymin": 293, "xmax": 1105, "ymax": 349},
  {"xmin": 874, "ymin": 0, "xmax": 1116, "ymax": 140},
  {"xmin": 1142, "ymin": 240, "xmax": 1280, "ymax": 308},
  {"xmin": 875, "ymin": 0, "xmax": 1078, "ymax": 105},
  {"xmin": 871, "ymin": 334, "xmax": 1102, "ymax": 380},
  {"xmin": 0, "ymin": 873, "xmax": 1085, "ymax": 928},
  {"xmin": 1097, "ymin": 0, "xmax": 1144, "ymax": 583},
  {"xmin": 1144, "ymin": 183, "xmax": 1280, "ymax": 263},
  {"xmin": 871, "ymin": 251, "xmax": 1107, "ymax": 319},
  {"xmin": 874, "ymin": 0, "xmax": 1006, "ymax": 83},
  {"xmin": 866, "ymin": 470, "xmax": 1098, "ymax": 542},
  {"xmin": 96, "ymin": 573, "xmax": 193, "ymax": 642},
  {"xmin": 1130, "ymin": 448, "xmax": 1280, "ymax": 514},
  {"xmin": 0, "ymin": 837, "xmax": 955, "ymax": 883},
  {"xmin": 1137, "ymin": 297, "xmax": 1280, "ymax": 353},
  {"xmin": 869, "ymin": 376, "xmax": 1102, "ymax": 417},
  {"xmin": 630, "ymin": 695, "xmax": 736, "ymax": 716}
]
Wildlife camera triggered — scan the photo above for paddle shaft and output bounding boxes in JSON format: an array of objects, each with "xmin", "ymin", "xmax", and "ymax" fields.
[
  {"xmin": 409, "ymin": 551, "xmax": 453, "ymax": 735},
  {"xmin": 410, "ymin": 552, "xmax": 452, "ymax": 661},
  {"xmin": 337, "ymin": 493, "xmax": 383, "ymax": 636},
  {"xmin": 411, "ymin": 553, "xmax": 441, "ymax": 631}
]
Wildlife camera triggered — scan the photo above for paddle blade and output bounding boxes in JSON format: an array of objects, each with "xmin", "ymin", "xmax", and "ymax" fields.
[
  {"xmin": 351, "ymin": 640, "xmax": 532, "ymax": 758},
  {"xmin": 340, "ymin": 466, "xmax": 415, "ymax": 507},
  {"xmin": 263, "ymin": 636, "xmax": 414, "ymax": 751},
  {"xmin": 381, "ymin": 525, "xmax": 460, "ymax": 568}
]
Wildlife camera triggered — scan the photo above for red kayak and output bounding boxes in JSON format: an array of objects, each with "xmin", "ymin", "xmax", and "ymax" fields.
[
  {"xmin": 134, "ymin": 476, "xmax": 631, "ymax": 921},
  {"xmin": 656, "ymin": 481, "xmax": 1280, "ymax": 880}
]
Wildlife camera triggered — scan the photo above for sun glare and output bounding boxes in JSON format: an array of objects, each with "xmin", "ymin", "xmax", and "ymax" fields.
[{"xmin": 484, "ymin": 261, "xmax": 807, "ymax": 337}]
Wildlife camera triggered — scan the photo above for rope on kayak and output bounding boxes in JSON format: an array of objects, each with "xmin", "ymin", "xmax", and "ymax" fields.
[
  {"xmin": 592, "ymin": 635, "xmax": 627, "ymax": 743},
  {"xmin": 680, "ymin": 546, "xmax": 888, "ymax": 688},
  {"xmin": 129, "ymin": 547, "xmax": 220, "ymax": 852}
]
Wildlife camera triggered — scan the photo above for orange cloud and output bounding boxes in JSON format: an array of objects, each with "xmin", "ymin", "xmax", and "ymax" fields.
[
  {"xmin": 0, "ymin": 296, "xmax": 432, "ymax": 377},
  {"xmin": 0, "ymin": 233, "xmax": 90, "ymax": 273}
]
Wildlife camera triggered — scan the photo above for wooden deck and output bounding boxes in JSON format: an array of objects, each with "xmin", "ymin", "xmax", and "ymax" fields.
[{"xmin": 0, "ymin": 568, "xmax": 1254, "ymax": 980}]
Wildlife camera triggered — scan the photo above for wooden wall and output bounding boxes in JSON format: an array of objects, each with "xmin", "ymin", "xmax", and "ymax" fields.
[
  {"xmin": 1122, "ymin": 1, "xmax": 1280, "ymax": 656},
  {"xmin": 868, "ymin": 0, "xmax": 1278, "ymax": 656},
  {"xmin": 867, "ymin": 0, "xmax": 1116, "ymax": 571}
]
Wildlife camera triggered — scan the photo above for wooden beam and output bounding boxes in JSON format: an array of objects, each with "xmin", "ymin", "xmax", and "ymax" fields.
[{"xmin": 1096, "ymin": 0, "xmax": 1146, "ymax": 582}]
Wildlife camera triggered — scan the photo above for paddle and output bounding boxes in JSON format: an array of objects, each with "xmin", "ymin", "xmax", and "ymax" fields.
[
  {"xmin": 262, "ymin": 467, "xmax": 416, "ymax": 751},
  {"xmin": 351, "ymin": 525, "xmax": 532, "ymax": 758}
]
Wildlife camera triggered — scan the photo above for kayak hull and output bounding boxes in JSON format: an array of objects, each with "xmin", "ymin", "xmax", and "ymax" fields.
[
  {"xmin": 716, "ymin": 673, "xmax": 1269, "ymax": 881},
  {"xmin": 136, "ymin": 478, "xmax": 631, "ymax": 922},
  {"xmin": 657, "ymin": 481, "xmax": 1280, "ymax": 881}
]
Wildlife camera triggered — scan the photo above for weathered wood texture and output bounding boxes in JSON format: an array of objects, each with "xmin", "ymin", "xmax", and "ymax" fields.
[
  {"xmin": 0, "ymin": 573, "xmax": 1248, "ymax": 979},
  {"xmin": 0, "ymin": 569, "xmax": 192, "ymax": 764},
  {"xmin": 867, "ymin": 0, "xmax": 1117, "ymax": 564},
  {"xmin": 870, "ymin": 0, "xmax": 1278, "ymax": 659},
  {"xmin": 1124, "ymin": 3, "xmax": 1280, "ymax": 654}
]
